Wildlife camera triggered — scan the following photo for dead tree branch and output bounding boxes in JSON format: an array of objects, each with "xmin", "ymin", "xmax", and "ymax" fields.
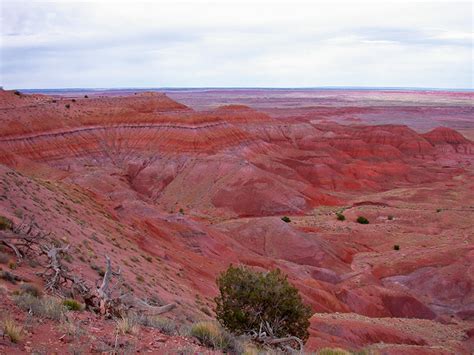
[
  {"xmin": 0, "ymin": 218, "xmax": 49, "ymax": 262},
  {"xmin": 250, "ymin": 321, "xmax": 304, "ymax": 353},
  {"xmin": 95, "ymin": 255, "xmax": 176, "ymax": 317}
]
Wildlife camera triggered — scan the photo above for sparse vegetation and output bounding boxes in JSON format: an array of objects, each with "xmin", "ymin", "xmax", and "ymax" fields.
[
  {"xmin": 436, "ymin": 208, "xmax": 442, "ymax": 213},
  {"xmin": 336, "ymin": 213, "xmax": 346, "ymax": 221},
  {"xmin": 179, "ymin": 208, "xmax": 184, "ymax": 214},
  {"xmin": 393, "ymin": 244, "xmax": 400, "ymax": 251},
  {"xmin": 90, "ymin": 263, "xmax": 105, "ymax": 276},
  {"xmin": 59, "ymin": 318, "xmax": 84, "ymax": 338},
  {"xmin": 65, "ymin": 104, "xmax": 70, "ymax": 109},
  {"xmin": 0, "ymin": 215, "xmax": 13, "ymax": 230},
  {"xmin": 0, "ymin": 270, "xmax": 19, "ymax": 284},
  {"xmin": 388, "ymin": 215, "xmax": 394, "ymax": 220},
  {"xmin": 281, "ymin": 216, "xmax": 291, "ymax": 223},
  {"xmin": 215, "ymin": 265, "xmax": 312, "ymax": 347},
  {"xmin": 137, "ymin": 314, "xmax": 177, "ymax": 335},
  {"xmin": 356, "ymin": 216, "xmax": 369, "ymax": 224},
  {"xmin": 200, "ymin": 306, "xmax": 212, "ymax": 317},
  {"xmin": 0, "ymin": 251, "xmax": 10, "ymax": 264},
  {"xmin": 19, "ymin": 283, "xmax": 42, "ymax": 298},
  {"xmin": 2, "ymin": 318, "xmax": 23, "ymax": 343},
  {"xmin": 142, "ymin": 255, "xmax": 153, "ymax": 263}
]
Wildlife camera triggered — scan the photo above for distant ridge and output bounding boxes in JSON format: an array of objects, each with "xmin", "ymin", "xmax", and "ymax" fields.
[{"xmin": 17, "ymin": 86, "xmax": 474, "ymax": 93}]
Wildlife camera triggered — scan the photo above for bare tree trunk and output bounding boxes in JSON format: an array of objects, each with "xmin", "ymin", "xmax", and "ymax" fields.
[{"xmin": 42, "ymin": 245, "xmax": 70, "ymax": 291}]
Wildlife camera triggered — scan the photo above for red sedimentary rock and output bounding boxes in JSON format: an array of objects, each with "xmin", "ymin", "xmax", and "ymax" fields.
[{"xmin": 0, "ymin": 89, "xmax": 472, "ymax": 353}]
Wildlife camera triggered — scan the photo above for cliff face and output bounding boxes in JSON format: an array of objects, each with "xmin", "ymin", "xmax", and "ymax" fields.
[{"xmin": 0, "ymin": 90, "xmax": 473, "ymax": 353}]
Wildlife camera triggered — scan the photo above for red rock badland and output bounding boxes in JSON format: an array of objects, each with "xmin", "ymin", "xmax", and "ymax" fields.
[{"xmin": 0, "ymin": 88, "xmax": 473, "ymax": 353}]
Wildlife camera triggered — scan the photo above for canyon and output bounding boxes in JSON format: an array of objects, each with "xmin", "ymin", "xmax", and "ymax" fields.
[{"xmin": 0, "ymin": 88, "xmax": 473, "ymax": 354}]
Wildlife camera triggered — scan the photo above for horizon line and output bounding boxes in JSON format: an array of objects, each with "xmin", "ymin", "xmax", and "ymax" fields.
[{"xmin": 12, "ymin": 85, "xmax": 474, "ymax": 93}]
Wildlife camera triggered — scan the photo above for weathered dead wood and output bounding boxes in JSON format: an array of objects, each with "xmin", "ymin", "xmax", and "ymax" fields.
[
  {"xmin": 97, "ymin": 255, "xmax": 121, "ymax": 316},
  {"xmin": 262, "ymin": 336, "xmax": 303, "ymax": 352},
  {"xmin": 39, "ymin": 244, "xmax": 70, "ymax": 292},
  {"xmin": 250, "ymin": 321, "xmax": 304, "ymax": 353},
  {"xmin": 95, "ymin": 255, "xmax": 176, "ymax": 317},
  {"xmin": 0, "ymin": 218, "xmax": 50, "ymax": 261},
  {"xmin": 121, "ymin": 294, "xmax": 176, "ymax": 315},
  {"xmin": 0, "ymin": 238, "xmax": 22, "ymax": 260}
]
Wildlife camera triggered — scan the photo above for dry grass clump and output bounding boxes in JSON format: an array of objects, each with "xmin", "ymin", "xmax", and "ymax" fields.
[
  {"xmin": 136, "ymin": 314, "xmax": 177, "ymax": 335},
  {"xmin": 318, "ymin": 348, "xmax": 352, "ymax": 355},
  {"xmin": 115, "ymin": 314, "xmax": 139, "ymax": 335},
  {"xmin": 59, "ymin": 318, "xmax": 85, "ymax": 338},
  {"xmin": 2, "ymin": 318, "xmax": 23, "ymax": 343},
  {"xmin": 19, "ymin": 283, "xmax": 43, "ymax": 298},
  {"xmin": 14, "ymin": 293, "xmax": 65, "ymax": 320},
  {"xmin": 189, "ymin": 321, "xmax": 242, "ymax": 352}
]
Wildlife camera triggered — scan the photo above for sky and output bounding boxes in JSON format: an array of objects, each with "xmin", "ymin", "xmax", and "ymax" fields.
[{"xmin": 0, "ymin": 0, "xmax": 473, "ymax": 89}]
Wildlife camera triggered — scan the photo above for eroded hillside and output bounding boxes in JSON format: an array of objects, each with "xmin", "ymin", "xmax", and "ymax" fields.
[{"xmin": 0, "ymin": 89, "xmax": 473, "ymax": 354}]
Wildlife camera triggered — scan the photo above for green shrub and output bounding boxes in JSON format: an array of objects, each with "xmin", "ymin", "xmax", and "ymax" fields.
[
  {"xmin": 215, "ymin": 265, "xmax": 312, "ymax": 342},
  {"xmin": 62, "ymin": 298, "xmax": 83, "ymax": 311},
  {"xmin": 336, "ymin": 213, "xmax": 345, "ymax": 221},
  {"xmin": 281, "ymin": 216, "xmax": 291, "ymax": 223},
  {"xmin": 0, "ymin": 216, "xmax": 13, "ymax": 230},
  {"xmin": 356, "ymin": 216, "xmax": 369, "ymax": 224},
  {"xmin": 393, "ymin": 245, "xmax": 400, "ymax": 251}
]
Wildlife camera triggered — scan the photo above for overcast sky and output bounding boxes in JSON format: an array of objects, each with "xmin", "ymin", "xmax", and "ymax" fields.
[{"xmin": 0, "ymin": 0, "xmax": 472, "ymax": 89}]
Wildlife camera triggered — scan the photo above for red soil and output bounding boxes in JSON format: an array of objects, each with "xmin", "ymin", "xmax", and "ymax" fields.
[{"xmin": 0, "ymin": 88, "xmax": 473, "ymax": 353}]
